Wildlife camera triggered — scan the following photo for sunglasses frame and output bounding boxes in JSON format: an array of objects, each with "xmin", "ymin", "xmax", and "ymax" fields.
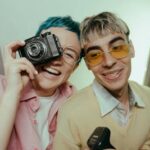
[{"xmin": 84, "ymin": 44, "xmax": 130, "ymax": 67}]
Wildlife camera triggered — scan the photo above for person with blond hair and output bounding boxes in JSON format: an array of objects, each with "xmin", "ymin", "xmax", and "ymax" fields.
[{"xmin": 53, "ymin": 12, "xmax": 150, "ymax": 150}]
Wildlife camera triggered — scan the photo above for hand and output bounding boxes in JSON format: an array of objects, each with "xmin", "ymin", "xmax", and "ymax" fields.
[{"xmin": 3, "ymin": 41, "xmax": 38, "ymax": 93}]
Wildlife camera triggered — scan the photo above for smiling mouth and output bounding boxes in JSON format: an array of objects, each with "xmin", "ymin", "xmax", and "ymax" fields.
[
  {"xmin": 103, "ymin": 69, "xmax": 122, "ymax": 80},
  {"xmin": 42, "ymin": 67, "xmax": 61, "ymax": 76}
]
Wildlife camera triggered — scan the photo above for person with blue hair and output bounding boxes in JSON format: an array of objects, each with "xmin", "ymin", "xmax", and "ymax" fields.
[{"xmin": 0, "ymin": 16, "xmax": 82, "ymax": 150}]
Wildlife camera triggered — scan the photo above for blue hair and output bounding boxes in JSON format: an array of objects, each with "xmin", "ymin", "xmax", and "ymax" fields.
[
  {"xmin": 35, "ymin": 16, "xmax": 82, "ymax": 63},
  {"xmin": 36, "ymin": 16, "xmax": 80, "ymax": 39}
]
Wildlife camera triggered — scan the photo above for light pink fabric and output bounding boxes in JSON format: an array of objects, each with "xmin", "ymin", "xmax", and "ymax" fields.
[{"xmin": 0, "ymin": 75, "xmax": 75, "ymax": 150}]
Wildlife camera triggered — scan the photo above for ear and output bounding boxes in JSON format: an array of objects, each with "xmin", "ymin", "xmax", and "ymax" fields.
[{"xmin": 129, "ymin": 40, "xmax": 135, "ymax": 58}]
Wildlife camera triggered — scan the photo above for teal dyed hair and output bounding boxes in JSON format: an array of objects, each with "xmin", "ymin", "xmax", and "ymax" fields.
[
  {"xmin": 36, "ymin": 16, "xmax": 80, "ymax": 39},
  {"xmin": 35, "ymin": 16, "xmax": 82, "ymax": 63}
]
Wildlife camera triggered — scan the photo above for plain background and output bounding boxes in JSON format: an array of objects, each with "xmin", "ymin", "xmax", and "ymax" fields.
[{"xmin": 0, "ymin": 0, "xmax": 150, "ymax": 89}]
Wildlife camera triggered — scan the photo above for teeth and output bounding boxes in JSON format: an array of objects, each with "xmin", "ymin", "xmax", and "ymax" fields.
[
  {"xmin": 46, "ymin": 68, "xmax": 59, "ymax": 74},
  {"xmin": 104, "ymin": 71, "xmax": 120, "ymax": 80},
  {"xmin": 43, "ymin": 67, "xmax": 60, "ymax": 75}
]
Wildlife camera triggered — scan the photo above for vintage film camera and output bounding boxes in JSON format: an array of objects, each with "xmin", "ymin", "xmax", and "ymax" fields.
[{"xmin": 18, "ymin": 32, "xmax": 63, "ymax": 65}]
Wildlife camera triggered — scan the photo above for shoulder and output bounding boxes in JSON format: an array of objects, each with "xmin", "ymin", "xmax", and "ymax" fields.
[
  {"xmin": 65, "ymin": 85, "xmax": 94, "ymax": 105},
  {"xmin": 58, "ymin": 85, "xmax": 95, "ymax": 116},
  {"xmin": 129, "ymin": 80, "xmax": 150, "ymax": 104},
  {"xmin": 129, "ymin": 80, "xmax": 150, "ymax": 92}
]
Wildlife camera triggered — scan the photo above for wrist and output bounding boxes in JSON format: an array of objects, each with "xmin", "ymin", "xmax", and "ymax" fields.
[{"xmin": 5, "ymin": 86, "xmax": 22, "ymax": 99}]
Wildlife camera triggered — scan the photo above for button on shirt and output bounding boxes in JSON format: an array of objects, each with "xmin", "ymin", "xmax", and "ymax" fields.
[{"xmin": 92, "ymin": 80, "xmax": 145, "ymax": 126}]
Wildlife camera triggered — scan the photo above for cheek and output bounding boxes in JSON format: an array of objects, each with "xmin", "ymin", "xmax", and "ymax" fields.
[
  {"xmin": 63, "ymin": 65, "xmax": 74, "ymax": 77},
  {"xmin": 90, "ymin": 66, "xmax": 102, "ymax": 77},
  {"xmin": 121, "ymin": 57, "xmax": 132, "ymax": 69}
]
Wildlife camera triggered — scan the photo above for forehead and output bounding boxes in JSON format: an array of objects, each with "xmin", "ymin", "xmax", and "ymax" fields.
[{"xmin": 84, "ymin": 32, "xmax": 127, "ymax": 49}]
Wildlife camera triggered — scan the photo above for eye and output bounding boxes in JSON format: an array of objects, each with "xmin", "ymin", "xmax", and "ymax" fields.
[
  {"xmin": 112, "ymin": 45, "xmax": 126, "ymax": 52},
  {"xmin": 63, "ymin": 49, "xmax": 78, "ymax": 60},
  {"xmin": 87, "ymin": 50, "xmax": 102, "ymax": 59}
]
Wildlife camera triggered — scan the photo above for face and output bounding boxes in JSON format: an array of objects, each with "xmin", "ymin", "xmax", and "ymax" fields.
[
  {"xmin": 32, "ymin": 27, "xmax": 81, "ymax": 96},
  {"xmin": 84, "ymin": 32, "xmax": 134, "ymax": 93}
]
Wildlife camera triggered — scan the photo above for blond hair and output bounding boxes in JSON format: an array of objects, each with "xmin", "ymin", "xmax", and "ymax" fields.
[{"xmin": 80, "ymin": 12, "xmax": 130, "ymax": 47}]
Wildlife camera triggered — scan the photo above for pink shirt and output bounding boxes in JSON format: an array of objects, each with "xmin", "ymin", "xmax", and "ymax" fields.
[{"xmin": 0, "ymin": 75, "xmax": 75, "ymax": 150}]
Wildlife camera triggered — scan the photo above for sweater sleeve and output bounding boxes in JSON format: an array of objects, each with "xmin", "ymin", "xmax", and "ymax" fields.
[
  {"xmin": 140, "ymin": 132, "xmax": 150, "ymax": 150},
  {"xmin": 53, "ymin": 130, "xmax": 80, "ymax": 150},
  {"xmin": 53, "ymin": 104, "xmax": 82, "ymax": 150}
]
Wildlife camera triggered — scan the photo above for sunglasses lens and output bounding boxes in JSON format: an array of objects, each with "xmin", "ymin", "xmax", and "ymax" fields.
[
  {"xmin": 85, "ymin": 44, "xmax": 129, "ymax": 66},
  {"xmin": 111, "ymin": 44, "xmax": 129, "ymax": 59},
  {"xmin": 85, "ymin": 50, "xmax": 103, "ymax": 66}
]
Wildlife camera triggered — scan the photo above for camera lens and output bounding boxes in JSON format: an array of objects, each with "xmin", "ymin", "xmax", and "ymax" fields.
[
  {"xmin": 25, "ymin": 41, "xmax": 46, "ymax": 61},
  {"xmin": 28, "ymin": 43, "xmax": 41, "ymax": 57}
]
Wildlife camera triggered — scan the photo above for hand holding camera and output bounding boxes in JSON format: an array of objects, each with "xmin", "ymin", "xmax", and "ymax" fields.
[
  {"xmin": 3, "ymin": 32, "xmax": 64, "ymax": 95},
  {"xmin": 18, "ymin": 32, "xmax": 63, "ymax": 65},
  {"xmin": 4, "ymin": 41, "xmax": 38, "ymax": 94}
]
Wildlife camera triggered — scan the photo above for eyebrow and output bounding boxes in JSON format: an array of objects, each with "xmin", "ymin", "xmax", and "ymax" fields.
[
  {"xmin": 86, "ymin": 36, "xmax": 125, "ymax": 53},
  {"xmin": 64, "ymin": 47, "xmax": 79, "ymax": 55},
  {"xmin": 86, "ymin": 46, "xmax": 102, "ymax": 53},
  {"xmin": 109, "ymin": 37, "xmax": 125, "ymax": 45}
]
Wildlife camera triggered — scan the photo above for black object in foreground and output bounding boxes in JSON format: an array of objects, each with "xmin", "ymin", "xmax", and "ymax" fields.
[{"xmin": 87, "ymin": 127, "xmax": 115, "ymax": 150}]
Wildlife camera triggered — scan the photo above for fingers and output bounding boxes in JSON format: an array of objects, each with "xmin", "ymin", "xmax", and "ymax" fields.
[
  {"xmin": 6, "ymin": 40, "xmax": 25, "ymax": 50},
  {"xmin": 15, "ymin": 58, "xmax": 38, "ymax": 79},
  {"xmin": 18, "ymin": 64, "xmax": 36, "ymax": 80},
  {"xmin": 5, "ymin": 55, "xmax": 38, "ymax": 81},
  {"xmin": 4, "ymin": 40, "xmax": 25, "ymax": 59},
  {"xmin": 4, "ymin": 41, "xmax": 38, "ymax": 77}
]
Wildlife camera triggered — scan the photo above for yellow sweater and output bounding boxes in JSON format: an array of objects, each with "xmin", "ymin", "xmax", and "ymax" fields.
[{"xmin": 53, "ymin": 81, "xmax": 150, "ymax": 150}]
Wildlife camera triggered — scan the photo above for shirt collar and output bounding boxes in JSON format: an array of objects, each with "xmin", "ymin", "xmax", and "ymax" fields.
[
  {"xmin": 92, "ymin": 80, "xmax": 119, "ymax": 117},
  {"xmin": 129, "ymin": 83, "xmax": 145, "ymax": 108},
  {"xmin": 92, "ymin": 80, "xmax": 145, "ymax": 117},
  {"xmin": 20, "ymin": 82, "xmax": 37, "ymax": 102}
]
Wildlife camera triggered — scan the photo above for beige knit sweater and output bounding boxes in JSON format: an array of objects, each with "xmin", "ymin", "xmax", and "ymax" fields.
[{"xmin": 53, "ymin": 81, "xmax": 150, "ymax": 150}]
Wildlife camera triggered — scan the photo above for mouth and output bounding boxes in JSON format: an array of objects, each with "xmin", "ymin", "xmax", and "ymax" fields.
[
  {"xmin": 102, "ymin": 69, "xmax": 123, "ymax": 80},
  {"xmin": 42, "ymin": 67, "xmax": 61, "ymax": 76}
]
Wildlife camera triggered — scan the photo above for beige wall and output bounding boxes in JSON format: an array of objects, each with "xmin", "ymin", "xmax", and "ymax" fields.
[{"xmin": 0, "ymin": 0, "xmax": 150, "ymax": 89}]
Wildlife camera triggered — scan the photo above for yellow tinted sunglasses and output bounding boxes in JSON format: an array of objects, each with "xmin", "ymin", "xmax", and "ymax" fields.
[{"xmin": 84, "ymin": 44, "xmax": 129, "ymax": 66}]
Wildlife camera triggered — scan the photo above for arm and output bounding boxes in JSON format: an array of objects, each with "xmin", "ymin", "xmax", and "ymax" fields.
[{"xmin": 0, "ymin": 41, "xmax": 37, "ymax": 150}]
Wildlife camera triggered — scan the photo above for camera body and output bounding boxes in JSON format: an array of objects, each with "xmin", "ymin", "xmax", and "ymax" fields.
[
  {"xmin": 18, "ymin": 32, "xmax": 63, "ymax": 65},
  {"xmin": 87, "ymin": 127, "xmax": 115, "ymax": 150}
]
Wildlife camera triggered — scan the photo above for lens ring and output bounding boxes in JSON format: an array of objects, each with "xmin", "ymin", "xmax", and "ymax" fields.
[{"xmin": 25, "ymin": 41, "xmax": 47, "ymax": 61}]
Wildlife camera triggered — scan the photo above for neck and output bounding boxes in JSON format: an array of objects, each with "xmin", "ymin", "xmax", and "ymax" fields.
[
  {"xmin": 109, "ymin": 84, "xmax": 130, "ymax": 108},
  {"xmin": 35, "ymin": 88, "xmax": 56, "ymax": 97}
]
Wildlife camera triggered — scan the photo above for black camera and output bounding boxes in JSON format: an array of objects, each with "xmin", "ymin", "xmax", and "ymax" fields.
[
  {"xmin": 87, "ymin": 127, "xmax": 115, "ymax": 150},
  {"xmin": 18, "ymin": 32, "xmax": 63, "ymax": 65}
]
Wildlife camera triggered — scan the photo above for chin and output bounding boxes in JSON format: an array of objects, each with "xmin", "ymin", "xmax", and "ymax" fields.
[{"xmin": 104, "ymin": 80, "xmax": 127, "ymax": 92}]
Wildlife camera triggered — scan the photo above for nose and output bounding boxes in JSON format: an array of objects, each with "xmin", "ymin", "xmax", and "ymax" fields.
[{"xmin": 102, "ymin": 52, "xmax": 116, "ymax": 67}]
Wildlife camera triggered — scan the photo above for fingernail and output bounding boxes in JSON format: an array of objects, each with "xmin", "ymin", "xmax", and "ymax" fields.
[
  {"xmin": 21, "ymin": 41, "xmax": 25, "ymax": 44},
  {"xmin": 35, "ymin": 70, "xmax": 38, "ymax": 75}
]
